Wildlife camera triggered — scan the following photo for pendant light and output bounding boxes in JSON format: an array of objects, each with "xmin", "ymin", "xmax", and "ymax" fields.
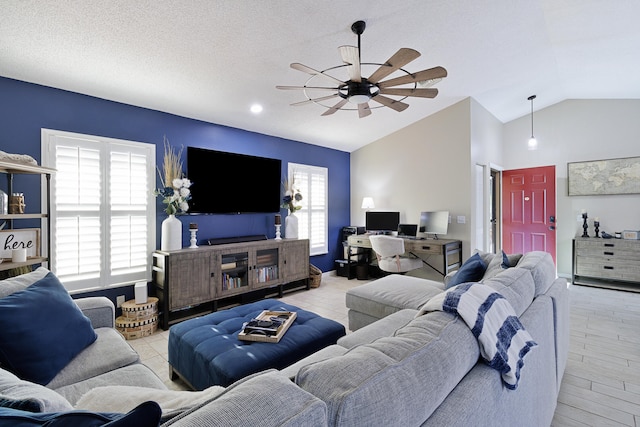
[{"xmin": 527, "ymin": 95, "xmax": 538, "ymax": 150}]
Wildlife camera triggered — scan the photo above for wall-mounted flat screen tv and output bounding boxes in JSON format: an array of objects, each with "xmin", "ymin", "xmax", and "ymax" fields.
[
  {"xmin": 187, "ymin": 147, "xmax": 282, "ymax": 214},
  {"xmin": 419, "ymin": 211, "xmax": 449, "ymax": 238}
]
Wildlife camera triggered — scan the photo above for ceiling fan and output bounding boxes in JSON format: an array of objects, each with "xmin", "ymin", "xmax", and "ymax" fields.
[{"xmin": 276, "ymin": 20, "xmax": 447, "ymax": 118}]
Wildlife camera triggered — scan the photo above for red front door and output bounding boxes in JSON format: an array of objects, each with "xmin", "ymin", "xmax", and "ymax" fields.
[{"xmin": 502, "ymin": 166, "xmax": 556, "ymax": 263}]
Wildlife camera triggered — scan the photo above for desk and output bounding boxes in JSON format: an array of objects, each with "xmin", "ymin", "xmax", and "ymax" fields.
[{"xmin": 347, "ymin": 234, "xmax": 462, "ymax": 277}]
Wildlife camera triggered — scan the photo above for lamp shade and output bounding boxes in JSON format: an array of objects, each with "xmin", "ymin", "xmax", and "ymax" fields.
[{"xmin": 361, "ymin": 197, "xmax": 375, "ymax": 209}]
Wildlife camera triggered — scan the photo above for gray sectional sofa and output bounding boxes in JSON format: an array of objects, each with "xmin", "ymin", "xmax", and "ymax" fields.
[
  {"xmin": 280, "ymin": 250, "xmax": 569, "ymax": 426},
  {"xmin": 0, "ymin": 251, "xmax": 567, "ymax": 426},
  {"xmin": 0, "ymin": 267, "xmax": 167, "ymax": 410}
]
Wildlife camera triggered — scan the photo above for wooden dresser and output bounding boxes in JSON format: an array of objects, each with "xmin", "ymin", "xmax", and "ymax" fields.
[{"xmin": 572, "ymin": 238, "xmax": 640, "ymax": 292}]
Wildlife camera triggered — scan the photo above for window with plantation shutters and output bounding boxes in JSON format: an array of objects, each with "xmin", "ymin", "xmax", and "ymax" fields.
[
  {"xmin": 42, "ymin": 129, "xmax": 155, "ymax": 293},
  {"xmin": 288, "ymin": 163, "xmax": 328, "ymax": 256}
]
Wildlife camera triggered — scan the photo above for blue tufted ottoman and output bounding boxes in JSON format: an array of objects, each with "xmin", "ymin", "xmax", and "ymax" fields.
[{"xmin": 168, "ymin": 299, "xmax": 346, "ymax": 389}]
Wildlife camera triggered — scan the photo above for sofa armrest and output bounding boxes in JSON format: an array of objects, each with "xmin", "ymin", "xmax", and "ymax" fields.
[
  {"xmin": 74, "ymin": 297, "xmax": 115, "ymax": 329},
  {"xmin": 163, "ymin": 370, "xmax": 327, "ymax": 427}
]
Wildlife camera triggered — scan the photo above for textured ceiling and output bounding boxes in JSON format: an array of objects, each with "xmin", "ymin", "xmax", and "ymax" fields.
[{"xmin": 1, "ymin": 0, "xmax": 639, "ymax": 152}]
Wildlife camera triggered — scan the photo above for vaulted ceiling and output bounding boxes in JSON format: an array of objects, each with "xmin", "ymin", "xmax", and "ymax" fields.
[{"xmin": 1, "ymin": 1, "xmax": 639, "ymax": 152}]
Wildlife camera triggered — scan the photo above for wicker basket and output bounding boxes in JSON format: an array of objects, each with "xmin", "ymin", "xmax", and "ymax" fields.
[{"xmin": 309, "ymin": 264, "xmax": 322, "ymax": 288}]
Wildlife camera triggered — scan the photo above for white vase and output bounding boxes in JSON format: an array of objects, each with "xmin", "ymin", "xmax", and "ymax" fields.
[
  {"xmin": 285, "ymin": 212, "xmax": 299, "ymax": 239},
  {"xmin": 161, "ymin": 214, "xmax": 182, "ymax": 251}
]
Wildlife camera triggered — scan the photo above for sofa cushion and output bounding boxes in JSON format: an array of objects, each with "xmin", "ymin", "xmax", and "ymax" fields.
[
  {"xmin": 483, "ymin": 250, "xmax": 513, "ymax": 280},
  {"xmin": 481, "ymin": 268, "xmax": 536, "ymax": 317},
  {"xmin": 0, "ymin": 368, "xmax": 72, "ymax": 412},
  {"xmin": 474, "ymin": 250, "xmax": 496, "ymax": 266},
  {"xmin": 515, "ymin": 251, "xmax": 556, "ymax": 296},
  {"xmin": 162, "ymin": 370, "xmax": 327, "ymax": 427},
  {"xmin": 446, "ymin": 252, "xmax": 487, "ymax": 288},
  {"xmin": 0, "ymin": 272, "xmax": 97, "ymax": 385},
  {"xmin": 345, "ymin": 275, "xmax": 443, "ymax": 321},
  {"xmin": 47, "ymin": 328, "xmax": 140, "ymax": 390},
  {"xmin": 54, "ymin": 364, "xmax": 167, "ymax": 407},
  {"xmin": 296, "ymin": 312, "xmax": 480, "ymax": 426},
  {"xmin": 0, "ymin": 267, "xmax": 49, "ymax": 298},
  {"xmin": 339, "ymin": 309, "xmax": 418, "ymax": 349},
  {"xmin": 280, "ymin": 345, "xmax": 349, "ymax": 380},
  {"xmin": 0, "ymin": 400, "xmax": 161, "ymax": 427}
]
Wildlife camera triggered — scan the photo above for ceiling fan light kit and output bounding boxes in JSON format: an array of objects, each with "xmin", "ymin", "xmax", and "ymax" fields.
[{"xmin": 277, "ymin": 20, "xmax": 447, "ymax": 118}]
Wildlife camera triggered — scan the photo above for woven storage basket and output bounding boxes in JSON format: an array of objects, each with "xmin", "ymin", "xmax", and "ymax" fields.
[{"xmin": 309, "ymin": 264, "xmax": 322, "ymax": 288}]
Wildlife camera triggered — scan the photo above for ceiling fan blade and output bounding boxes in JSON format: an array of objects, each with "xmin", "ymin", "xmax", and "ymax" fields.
[
  {"xmin": 321, "ymin": 99, "xmax": 349, "ymax": 116},
  {"xmin": 290, "ymin": 63, "xmax": 345, "ymax": 86},
  {"xmin": 379, "ymin": 87, "xmax": 438, "ymax": 98},
  {"xmin": 291, "ymin": 94, "xmax": 339, "ymax": 106},
  {"xmin": 276, "ymin": 85, "xmax": 339, "ymax": 91},
  {"xmin": 368, "ymin": 48, "xmax": 421, "ymax": 84},
  {"xmin": 339, "ymin": 45, "xmax": 361, "ymax": 83},
  {"xmin": 378, "ymin": 66, "xmax": 447, "ymax": 88},
  {"xmin": 371, "ymin": 95, "xmax": 409, "ymax": 112},
  {"xmin": 358, "ymin": 103, "xmax": 371, "ymax": 118}
]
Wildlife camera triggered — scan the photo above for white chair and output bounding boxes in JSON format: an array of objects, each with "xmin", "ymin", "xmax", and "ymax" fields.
[{"xmin": 369, "ymin": 235, "xmax": 423, "ymax": 274}]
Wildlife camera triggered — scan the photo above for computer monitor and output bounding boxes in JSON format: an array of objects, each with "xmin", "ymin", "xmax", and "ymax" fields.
[
  {"xmin": 397, "ymin": 224, "xmax": 418, "ymax": 237},
  {"xmin": 365, "ymin": 211, "xmax": 400, "ymax": 233},
  {"xmin": 419, "ymin": 211, "xmax": 449, "ymax": 239}
]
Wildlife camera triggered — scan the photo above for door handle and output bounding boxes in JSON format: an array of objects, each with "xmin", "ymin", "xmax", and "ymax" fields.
[
  {"xmin": 549, "ymin": 215, "xmax": 555, "ymax": 223},
  {"xmin": 549, "ymin": 226, "xmax": 555, "ymax": 231}
]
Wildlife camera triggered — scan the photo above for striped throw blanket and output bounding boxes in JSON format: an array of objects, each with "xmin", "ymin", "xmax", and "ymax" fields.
[{"xmin": 426, "ymin": 282, "xmax": 537, "ymax": 390}]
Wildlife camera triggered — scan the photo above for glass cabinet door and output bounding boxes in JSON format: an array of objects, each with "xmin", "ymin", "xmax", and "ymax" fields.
[
  {"xmin": 219, "ymin": 250, "xmax": 250, "ymax": 296},
  {"xmin": 254, "ymin": 247, "xmax": 279, "ymax": 288}
]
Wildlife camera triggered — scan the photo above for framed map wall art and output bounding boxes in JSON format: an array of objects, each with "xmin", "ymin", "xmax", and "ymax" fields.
[{"xmin": 568, "ymin": 156, "xmax": 640, "ymax": 196}]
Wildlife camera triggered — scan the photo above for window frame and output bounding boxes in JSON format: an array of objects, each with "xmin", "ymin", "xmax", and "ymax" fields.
[
  {"xmin": 41, "ymin": 129, "xmax": 156, "ymax": 293},
  {"xmin": 288, "ymin": 162, "xmax": 328, "ymax": 256}
]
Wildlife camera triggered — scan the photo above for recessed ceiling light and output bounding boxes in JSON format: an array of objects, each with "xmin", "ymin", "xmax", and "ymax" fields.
[{"xmin": 250, "ymin": 104, "xmax": 263, "ymax": 114}]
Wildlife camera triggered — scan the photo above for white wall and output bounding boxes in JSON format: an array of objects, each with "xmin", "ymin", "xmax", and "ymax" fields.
[
  {"xmin": 502, "ymin": 99, "xmax": 640, "ymax": 277},
  {"xmin": 470, "ymin": 98, "xmax": 504, "ymax": 252},
  {"xmin": 351, "ymin": 98, "xmax": 639, "ymax": 279},
  {"xmin": 351, "ymin": 98, "xmax": 475, "ymax": 260}
]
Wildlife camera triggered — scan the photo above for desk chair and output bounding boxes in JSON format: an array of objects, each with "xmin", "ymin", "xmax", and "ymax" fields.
[{"xmin": 369, "ymin": 235, "xmax": 423, "ymax": 274}]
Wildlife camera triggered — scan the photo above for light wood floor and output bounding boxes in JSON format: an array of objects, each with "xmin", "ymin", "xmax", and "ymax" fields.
[{"xmin": 135, "ymin": 273, "xmax": 640, "ymax": 426}]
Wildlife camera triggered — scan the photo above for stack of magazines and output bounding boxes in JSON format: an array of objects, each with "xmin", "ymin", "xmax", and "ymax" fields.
[{"xmin": 242, "ymin": 314, "xmax": 290, "ymax": 336}]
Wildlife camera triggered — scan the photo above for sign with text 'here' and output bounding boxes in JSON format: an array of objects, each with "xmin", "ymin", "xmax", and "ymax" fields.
[{"xmin": 0, "ymin": 228, "xmax": 40, "ymax": 259}]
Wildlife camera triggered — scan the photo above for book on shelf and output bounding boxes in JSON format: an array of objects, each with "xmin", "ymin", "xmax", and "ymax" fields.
[{"xmin": 256, "ymin": 266, "xmax": 278, "ymax": 283}]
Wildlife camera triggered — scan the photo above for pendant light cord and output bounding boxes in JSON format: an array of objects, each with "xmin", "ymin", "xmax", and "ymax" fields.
[{"xmin": 528, "ymin": 95, "xmax": 536, "ymax": 138}]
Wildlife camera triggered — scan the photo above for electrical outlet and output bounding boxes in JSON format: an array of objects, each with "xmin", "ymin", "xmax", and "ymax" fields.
[
  {"xmin": 116, "ymin": 295, "xmax": 125, "ymax": 308},
  {"xmin": 577, "ymin": 215, "xmax": 583, "ymax": 222},
  {"xmin": 457, "ymin": 215, "xmax": 466, "ymax": 224}
]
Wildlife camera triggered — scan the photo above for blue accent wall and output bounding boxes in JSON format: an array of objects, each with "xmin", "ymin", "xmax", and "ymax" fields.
[{"xmin": 0, "ymin": 77, "xmax": 350, "ymax": 285}]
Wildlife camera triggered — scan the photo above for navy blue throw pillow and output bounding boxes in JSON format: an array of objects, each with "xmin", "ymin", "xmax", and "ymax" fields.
[
  {"xmin": 446, "ymin": 252, "xmax": 487, "ymax": 289},
  {"xmin": 501, "ymin": 250, "xmax": 510, "ymax": 268},
  {"xmin": 0, "ymin": 400, "xmax": 161, "ymax": 427},
  {"xmin": 0, "ymin": 272, "xmax": 97, "ymax": 385}
]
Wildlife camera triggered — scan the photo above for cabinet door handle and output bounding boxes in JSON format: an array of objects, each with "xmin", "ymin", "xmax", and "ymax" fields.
[
  {"xmin": 210, "ymin": 272, "xmax": 215, "ymax": 278},
  {"xmin": 604, "ymin": 251, "xmax": 614, "ymax": 256},
  {"xmin": 604, "ymin": 266, "xmax": 614, "ymax": 270},
  {"xmin": 604, "ymin": 243, "xmax": 615, "ymax": 247}
]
